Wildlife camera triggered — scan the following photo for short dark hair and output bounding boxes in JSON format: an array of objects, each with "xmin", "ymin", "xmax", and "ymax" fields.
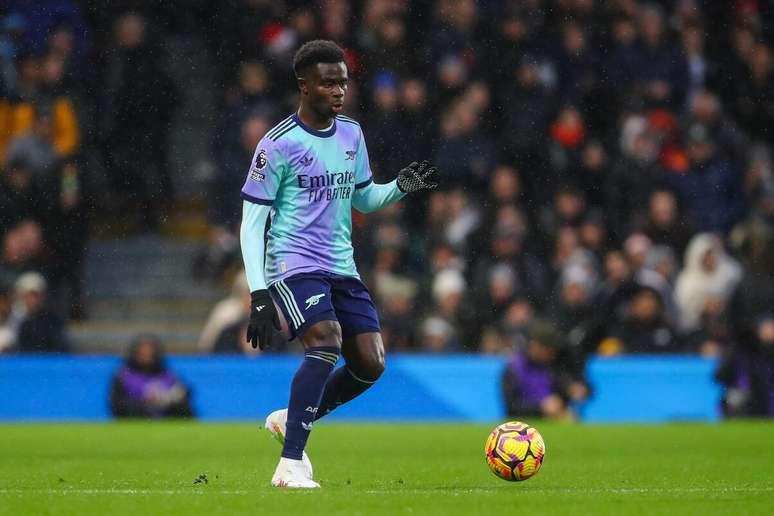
[{"xmin": 293, "ymin": 40, "xmax": 345, "ymax": 77}]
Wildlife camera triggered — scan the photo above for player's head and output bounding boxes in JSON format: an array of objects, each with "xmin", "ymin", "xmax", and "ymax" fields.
[{"xmin": 293, "ymin": 40, "xmax": 347, "ymax": 118}]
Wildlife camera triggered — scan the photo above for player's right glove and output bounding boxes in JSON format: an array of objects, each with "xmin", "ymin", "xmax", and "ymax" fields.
[
  {"xmin": 396, "ymin": 160, "xmax": 438, "ymax": 193},
  {"xmin": 247, "ymin": 290, "xmax": 281, "ymax": 350}
]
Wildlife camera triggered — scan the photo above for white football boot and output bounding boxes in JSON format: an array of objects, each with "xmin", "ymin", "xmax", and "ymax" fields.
[
  {"xmin": 270, "ymin": 457, "xmax": 320, "ymax": 488},
  {"xmin": 264, "ymin": 408, "xmax": 314, "ymax": 479}
]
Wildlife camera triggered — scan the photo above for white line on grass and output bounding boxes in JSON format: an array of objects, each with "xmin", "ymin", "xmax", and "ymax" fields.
[{"xmin": 0, "ymin": 486, "xmax": 772, "ymax": 496}]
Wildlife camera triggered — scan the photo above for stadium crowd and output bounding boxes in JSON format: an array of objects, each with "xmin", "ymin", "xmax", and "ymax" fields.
[{"xmin": 1, "ymin": 1, "xmax": 773, "ymax": 417}]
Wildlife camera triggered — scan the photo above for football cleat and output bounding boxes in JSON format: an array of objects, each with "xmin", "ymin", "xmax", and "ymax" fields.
[
  {"xmin": 270, "ymin": 457, "xmax": 320, "ymax": 489},
  {"xmin": 264, "ymin": 408, "xmax": 313, "ymax": 478}
]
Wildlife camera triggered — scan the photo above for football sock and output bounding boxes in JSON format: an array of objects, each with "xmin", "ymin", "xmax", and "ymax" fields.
[
  {"xmin": 315, "ymin": 366, "xmax": 377, "ymax": 421},
  {"xmin": 281, "ymin": 346, "xmax": 339, "ymax": 460}
]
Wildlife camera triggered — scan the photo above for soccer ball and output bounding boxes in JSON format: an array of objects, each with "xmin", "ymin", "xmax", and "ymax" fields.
[{"xmin": 485, "ymin": 421, "xmax": 545, "ymax": 481}]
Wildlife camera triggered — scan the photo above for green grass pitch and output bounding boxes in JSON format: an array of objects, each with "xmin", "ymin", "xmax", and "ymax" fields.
[{"xmin": 1, "ymin": 421, "xmax": 772, "ymax": 515}]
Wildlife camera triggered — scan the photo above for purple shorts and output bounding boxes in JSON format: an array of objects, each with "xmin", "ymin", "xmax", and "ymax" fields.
[{"xmin": 269, "ymin": 271, "xmax": 380, "ymax": 340}]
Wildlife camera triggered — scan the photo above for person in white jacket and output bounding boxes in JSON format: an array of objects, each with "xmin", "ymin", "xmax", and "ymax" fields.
[{"xmin": 674, "ymin": 233, "xmax": 742, "ymax": 333}]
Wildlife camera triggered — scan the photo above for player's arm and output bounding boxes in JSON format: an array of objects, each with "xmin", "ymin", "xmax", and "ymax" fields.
[
  {"xmin": 351, "ymin": 131, "xmax": 437, "ymax": 214},
  {"xmin": 239, "ymin": 138, "xmax": 283, "ymax": 349}
]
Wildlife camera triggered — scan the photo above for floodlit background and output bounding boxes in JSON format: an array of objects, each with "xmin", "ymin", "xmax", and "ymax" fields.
[{"xmin": 0, "ymin": 0, "xmax": 773, "ymax": 422}]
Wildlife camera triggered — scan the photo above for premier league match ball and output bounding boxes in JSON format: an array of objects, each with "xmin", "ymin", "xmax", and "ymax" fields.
[{"xmin": 485, "ymin": 421, "xmax": 545, "ymax": 482}]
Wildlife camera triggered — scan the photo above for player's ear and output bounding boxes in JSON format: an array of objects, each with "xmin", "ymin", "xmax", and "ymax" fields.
[{"xmin": 297, "ymin": 77, "xmax": 308, "ymax": 95}]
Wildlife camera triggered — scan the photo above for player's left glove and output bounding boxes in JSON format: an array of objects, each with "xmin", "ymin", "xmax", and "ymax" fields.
[
  {"xmin": 396, "ymin": 160, "xmax": 438, "ymax": 193},
  {"xmin": 247, "ymin": 289, "xmax": 281, "ymax": 350}
]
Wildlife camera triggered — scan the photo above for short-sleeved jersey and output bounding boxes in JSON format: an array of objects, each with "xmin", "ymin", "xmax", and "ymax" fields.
[{"xmin": 240, "ymin": 113, "xmax": 373, "ymax": 286}]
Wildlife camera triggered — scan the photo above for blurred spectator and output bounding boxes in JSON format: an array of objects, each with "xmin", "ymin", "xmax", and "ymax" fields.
[
  {"xmin": 628, "ymin": 3, "xmax": 689, "ymax": 108},
  {"xmin": 110, "ymin": 334, "xmax": 193, "ymax": 418},
  {"xmin": 597, "ymin": 249, "xmax": 637, "ymax": 329},
  {"xmin": 100, "ymin": 12, "xmax": 178, "ymax": 229},
  {"xmin": 216, "ymin": 60, "xmax": 274, "ymax": 152},
  {"xmin": 0, "ymin": 52, "xmax": 80, "ymax": 163},
  {"xmin": 548, "ymin": 262, "xmax": 601, "ymax": 354},
  {"xmin": 602, "ymin": 284, "xmax": 678, "ymax": 355},
  {"xmin": 5, "ymin": 110, "xmax": 60, "ymax": 177},
  {"xmin": 728, "ymin": 222, "xmax": 774, "ymax": 348},
  {"xmin": 667, "ymin": 123, "xmax": 744, "ymax": 233},
  {"xmin": 471, "ymin": 206, "xmax": 549, "ymax": 311},
  {"xmin": 502, "ymin": 320, "xmax": 589, "ymax": 420},
  {"xmin": 638, "ymin": 244, "xmax": 679, "ymax": 322},
  {"xmin": 434, "ymin": 98, "xmax": 494, "ymax": 189},
  {"xmin": 14, "ymin": 272, "xmax": 68, "ymax": 352},
  {"xmin": 642, "ymin": 188, "xmax": 692, "ymax": 256},
  {"xmin": 716, "ymin": 315, "xmax": 774, "ymax": 417},
  {"xmin": 680, "ymin": 21, "xmax": 715, "ymax": 98},
  {"xmin": 499, "ymin": 54, "xmax": 554, "ymax": 194},
  {"xmin": 398, "ymin": 78, "xmax": 433, "ymax": 166},
  {"xmin": 731, "ymin": 42, "xmax": 774, "ymax": 143},
  {"xmin": 376, "ymin": 274, "xmax": 417, "ymax": 350},
  {"xmin": 0, "ymin": 157, "xmax": 49, "ymax": 276},
  {"xmin": 420, "ymin": 316, "xmax": 459, "ymax": 353},
  {"xmin": 420, "ymin": 268, "xmax": 472, "ymax": 351},
  {"xmin": 365, "ymin": 72, "xmax": 406, "ymax": 174},
  {"xmin": 674, "ymin": 234, "xmax": 742, "ymax": 333},
  {"xmin": 574, "ymin": 140, "xmax": 609, "ymax": 209},
  {"xmin": 554, "ymin": 21, "xmax": 600, "ymax": 106},
  {"xmin": 198, "ymin": 272, "xmax": 250, "ymax": 352},
  {"xmin": 606, "ymin": 114, "xmax": 665, "ymax": 239},
  {"xmin": 0, "ymin": 283, "xmax": 20, "ymax": 353}
]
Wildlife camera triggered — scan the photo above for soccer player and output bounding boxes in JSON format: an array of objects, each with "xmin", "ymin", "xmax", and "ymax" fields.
[{"xmin": 239, "ymin": 40, "xmax": 438, "ymax": 488}]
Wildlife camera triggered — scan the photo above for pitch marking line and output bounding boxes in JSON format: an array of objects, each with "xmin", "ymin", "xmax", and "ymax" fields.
[{"xmin": 0, "ymin": 486, "xmax": 772, "ymax": 496}]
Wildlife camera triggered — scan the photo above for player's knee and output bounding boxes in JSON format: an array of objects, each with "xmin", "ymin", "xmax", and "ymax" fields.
[
  {"xmin": 303, "ymin": 320, "xmax": 343, "ymax": 349},
  {"xmin": 365, "ymin": 355, "xmax": 385, "ymax": 381},
  {"xmin": 355, "ymin": 353, "xmax": 385, "ymax": 382}
]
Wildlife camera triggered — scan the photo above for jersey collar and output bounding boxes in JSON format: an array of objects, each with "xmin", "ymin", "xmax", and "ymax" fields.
[{"xmin": 293, "ymin": 113, "xmax": 337, "ymax": 138}]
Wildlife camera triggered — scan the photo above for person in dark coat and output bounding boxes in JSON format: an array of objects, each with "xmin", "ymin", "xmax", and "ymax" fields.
[
  {"xmin": 14, "ymin": 272, "xmax": 68, "ymax": 353},
  {"xmin": 100, "ymin": 12, "xmax": 178, "ymax": 229},
  {"xmin": 110, "ymin": 334, "xmax": 193, "ymax": 418},
  {"xmin": 667, "ymin": 123, "xmax": 744, "ymax": 234}
]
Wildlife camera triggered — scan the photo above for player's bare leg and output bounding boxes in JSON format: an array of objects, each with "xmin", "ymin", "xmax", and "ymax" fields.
[{"xmin": 270, "ymin": 320, "xmax": 341, "ymax": 488}]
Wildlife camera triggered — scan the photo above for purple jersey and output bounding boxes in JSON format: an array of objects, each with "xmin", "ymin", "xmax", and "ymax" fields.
[{"xmin": 241, "ymin": 113, "xmax": 373, "ymax": 285}]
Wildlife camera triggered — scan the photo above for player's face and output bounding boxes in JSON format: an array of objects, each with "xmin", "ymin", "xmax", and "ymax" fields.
[{"xmin": 304, "ymin": 62, "xmax": 348, "ymax": 117}]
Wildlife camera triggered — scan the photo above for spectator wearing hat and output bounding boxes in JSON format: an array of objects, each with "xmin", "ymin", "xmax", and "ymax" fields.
[
  {"xmin": 14, "ymin": 272, "xmax": 68, "ymax": 352},
  {"xmin": 502, "ymin": 320, "xmax": 589, "ymax": 420},
  {"xmin": 110, "ymin": 334, "xmax": 194, "ymax": 418}
]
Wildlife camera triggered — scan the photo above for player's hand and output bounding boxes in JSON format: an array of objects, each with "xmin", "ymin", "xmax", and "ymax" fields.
[
  {"xmin": 247, "ymin": 290, "xmax": 281, "ymax": 350},
  {"xmin": 396, "ymin": 160, "xmax": 438, "ymax": 193}
]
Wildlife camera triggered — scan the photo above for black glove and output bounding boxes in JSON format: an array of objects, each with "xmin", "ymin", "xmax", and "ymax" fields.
[
  {"xmin": 247, "ymin": 290, "xmax": 281, "ymax": 350},
  {"xmin": 396, "ymin": 160, "xmax": 438, "ymax": 193}
]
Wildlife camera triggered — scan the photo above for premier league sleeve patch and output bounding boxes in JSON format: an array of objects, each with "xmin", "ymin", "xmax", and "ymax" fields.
[{"xmin": 249, "ymin": 149, "xmax": 268, "ymax": 182}]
